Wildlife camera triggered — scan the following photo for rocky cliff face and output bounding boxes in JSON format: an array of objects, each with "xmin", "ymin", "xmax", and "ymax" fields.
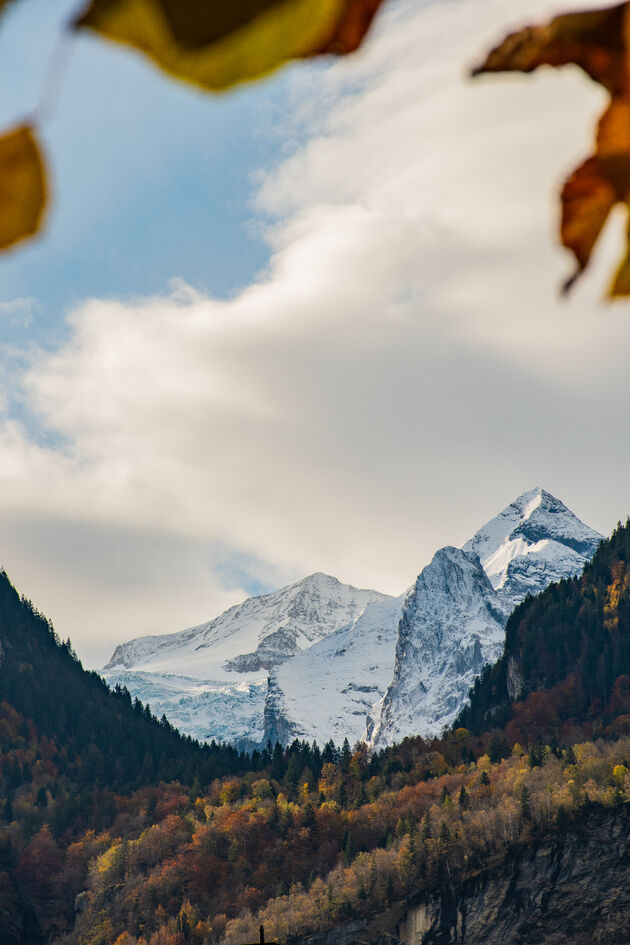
[
  {"xmin": 103, "ymin": 488, "xmax": 601, "ymax": 747},
  {"xmin": 368, "ymin": 489, "xmax": 602, "ymax": 748},
  {"xmin": 367, "ymin": 548, "xmax": 507, "ymax": 746},
  {"xmin": 303, "ymin": 807, "xmax": 630, "ymax": 945},
  {"xmin": 102, "ymin": 573, "xmax": 388, "ymax": 746}
]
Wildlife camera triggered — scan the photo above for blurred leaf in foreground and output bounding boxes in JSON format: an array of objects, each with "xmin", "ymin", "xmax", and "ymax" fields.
[
  {"xmin": 0, "ymin": 124, "xmax": 47, "ymax": 252},
  {"xmin": 75, "ymin": 0, "xmax": 385, "ymax": 91},
  {"xmin": 0, "ymin": 1, "xmax": 18, "ymax": 18},
  {"xmin": 473, "ymin": 2, "xmax": 630, "ymax": 297}
]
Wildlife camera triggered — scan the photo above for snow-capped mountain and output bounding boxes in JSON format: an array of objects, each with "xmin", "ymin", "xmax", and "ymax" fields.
[
  {"xmin": 367, "ymin": 488, "xmax": 602, "ymax": 747},
  {"xmin": 265, "ymin": 594, "xmax": 404, "ymax": 746},
  {"xmin": 463, "ymin": 488, "xmax": 602, "ymax": 612},
  {"xmin": 102, "ymin": 573, "xmax": 389, "ymax": 745},
  {"xmin": 364, "ymin": 547, "xmax": 506, "ymax": 748},
  {"xmin": 103, "ymin": 487, "xmax": 602, "ymax": 748}
]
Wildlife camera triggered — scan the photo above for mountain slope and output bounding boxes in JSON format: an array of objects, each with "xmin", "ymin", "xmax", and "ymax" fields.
[
  {"xmin": 464, "ymin": 487, "xmax": 601, "ymax": 611},
  {"xmin": 0, "ymin": 569, "xmax": 245, "ymax": 789},
  {"xmin": 104, "ymin": 573, "xmax": 389, "ymax": 745},
  {"xmin": 368, "ymin": 489, "xmax": 602, "ymax": 747},
  {"xmin": 457, "ymin": 517, "xmax": 630, "ymax": 743},
  {"xmin": 265, "ymin": 594, "xmax": 404, "ymax": 746},
  {"xmin": 104, "ymin": 488, "xmax": 601, "ymax": 747},
  {"xmin": 4, "ymin": 529, "xmax": 630, "ymax": 945},
  {"xmin": 367, "ymin": 547, "xmax": 507, "ymax": 747}
]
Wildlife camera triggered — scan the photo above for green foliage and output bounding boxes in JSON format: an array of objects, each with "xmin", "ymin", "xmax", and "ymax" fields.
[{"xmin": 0, "ymin": 570, "xmax": 247, "ymax": 794}]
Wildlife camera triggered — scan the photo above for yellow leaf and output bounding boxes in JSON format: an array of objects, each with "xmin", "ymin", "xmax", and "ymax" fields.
[
  {"xmin": 0, "ymin": 124, "xmax": 47, "ymax": 252},
  {"xmin": 75, "ymin": 0, "xmax": 385, "ymax": 92}
]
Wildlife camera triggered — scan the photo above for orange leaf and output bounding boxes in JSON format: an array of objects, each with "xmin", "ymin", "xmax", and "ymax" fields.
[
  {"xmin": 561, "ymin": 157, "xmax": 617, "ymax": 292},
  {"xmin": 474, "ymin": 2, "xmax": 630, "ymax": 296},
  {"xmin": 313, "ymin": 0, "xmax": 384, "ymax": 56},
  {"xmin": 0, "ymin": 124, "xmax": 47, "ymax": 252},
  {"xmin": 472, "ymin": 4, "xmax": 627, "ymax": 93}
]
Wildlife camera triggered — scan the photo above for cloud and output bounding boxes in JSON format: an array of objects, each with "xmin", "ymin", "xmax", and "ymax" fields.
[
  {"xmin": 0, "ymin": 297, "xmax": 40, "ymax": 325},
  {"xmin": 0, "ymin": 0, "xmax": 628, "ymax": 665}
]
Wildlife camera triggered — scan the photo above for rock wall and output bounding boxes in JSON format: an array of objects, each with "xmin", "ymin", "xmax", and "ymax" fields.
[{"xmin": 304, "ymin": 807, "xmax": 630, "ymax": 945}]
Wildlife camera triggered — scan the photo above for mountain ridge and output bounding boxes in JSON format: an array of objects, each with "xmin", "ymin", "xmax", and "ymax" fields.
[
  {"xmin": 366, "ymin": 488, "xmax": 602, "ymax": 747},
  {"xmin": 103, "ymin": 487, "xmax": 602, "ymax": 747}
]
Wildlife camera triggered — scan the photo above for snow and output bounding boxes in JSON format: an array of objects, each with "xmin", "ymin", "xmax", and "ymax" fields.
[
  {"xmin": 108, "ymin": 670, "xmax": 268, "ymax": 745},
  {"xmin": 103, "ymin": 572, "xmax": 389, "ymax": 746},
  {"xmin": 367, "ymin": 488, "xmax": 602, "ymax": 748},
  {"xmin": 367, "ymin": 547, "xmax": 507, "ymax": 746},
  {"xmin": 104, "ymin": 488, "xmax": 603, "ymax": 749},
  {"xmin": 266, "ymin": 595, "xmax": 404, "ymax": 746}
]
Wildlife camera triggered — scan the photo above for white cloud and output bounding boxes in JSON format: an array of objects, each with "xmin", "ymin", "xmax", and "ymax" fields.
[
  {"xmin": 0, "ymin": 0, "xmax": 628, "ymax": 666},
  {"xmin": 0, "ymin": 297, "xmax": 40, "ymax": 325}
]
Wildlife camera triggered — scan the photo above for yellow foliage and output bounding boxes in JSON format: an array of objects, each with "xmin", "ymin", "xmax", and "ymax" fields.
[
  {"xmin": 252, "ymin": 778, "xmax": 272, "ymax": 800},
  {"xmin": 113, "ymin": 933, "xmax": 135, "ymax": 945},
  {"xmin": 604, "ymin": 565, "xmax": 630, "ymax": 628},
  {"xmin": 0, "ymin": 124, "xmax": 47, "ymax": 251},
  {"xmin": 75, "ymin": 0, "xmax": 384, "ymax": 92}
]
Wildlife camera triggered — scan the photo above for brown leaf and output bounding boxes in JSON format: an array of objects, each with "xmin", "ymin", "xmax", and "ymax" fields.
[
  {"xmin": 74, "ymin": 0, "xmax": 385, "ymax": 91},
  {"xmin": 561, "ymin": 158, "xmax": 617, "ymax": 292},
  {"xmin": 472, "ymin": 4, "xmax": 627, "ymax": 93},
  {"xmin": 562, "ymin": 97, "xmax": 630, "ymax": 295},
  {"xmin": 610, "ymin": 233, "xmax": 630, "ymax": 294},
  {"xmin": 0, "ymin": 124, "xmax": 47, "ymax": 252},
  {"xmin": 313, "ymin": 0, "xmax": 384, "ymax": 55},
  {"xmin": 474, "ymin": 2, "xmax": 630, "ymax": 296}
]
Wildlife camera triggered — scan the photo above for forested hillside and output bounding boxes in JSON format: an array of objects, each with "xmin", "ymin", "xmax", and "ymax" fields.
[
  {"xmin": 0, "ymin": 570, "xmax": 253, "ymax": 792},
  {"xmin": 4, "ymin": 517, "xmax": 630, "ymax": 945},
  {"xmin": 457, "ymin": 519, "xmax": 630, "ymax": 745}
]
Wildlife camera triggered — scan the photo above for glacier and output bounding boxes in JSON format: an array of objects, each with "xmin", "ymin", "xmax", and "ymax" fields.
[
  {"xmin": 103, "ymin": 488, "xmax": 602, "ymax": 748},
  {"xmin": 103, "ymin": 572, "xmax": 389, "ymax": 747}
]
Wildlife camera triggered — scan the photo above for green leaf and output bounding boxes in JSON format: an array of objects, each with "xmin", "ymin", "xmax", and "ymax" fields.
[
  {"xmin": 74, "ymin": 0, "xmax": 384, "ymax": 91},
  {"xmin": 0, "ymin": 124, "xmax": 47, "ymax": 252}
]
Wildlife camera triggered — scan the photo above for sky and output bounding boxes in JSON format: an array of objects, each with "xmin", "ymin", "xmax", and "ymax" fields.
[{"xmin": 0, "ymin": 0, "xmax": 628, "ymax": 668}]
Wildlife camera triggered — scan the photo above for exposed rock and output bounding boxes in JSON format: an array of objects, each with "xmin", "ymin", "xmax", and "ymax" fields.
[
  {"xmin": 368, "ymin": 548, "xmax": 508, "ymax": 746},
  {"xmin": 263, "ymin": 673, "xmax": 301, "ymax": 745},
  {"xmin": 74, "ymin": 891, "xmax": 89, "ymax": 914},
  {"xmin": 368, "ymin": 489, "xmax": 602, "ymax": 748},
  {"xmin": 506, "ymin": 654, "xmax": 525, "ymax": 702},
  {"xmin": 224, "ymin": 627, "xmax": 300, "ymax": 673},
  {"xmin": 303, "ymin": 807, "xmax": 630, "ymax": 945},
  {"xmin": 399, "ymin": 807, "xmax": 630, "ymax": 944}
]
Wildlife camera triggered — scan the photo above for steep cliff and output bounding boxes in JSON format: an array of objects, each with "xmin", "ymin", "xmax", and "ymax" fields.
[
  {"xmin": 302, "ymin": 806, "xmax": 630, "ymax": 945},
  {"xmin": 368, "ymin": 489, "xmax": 602, "ymax": 748}
]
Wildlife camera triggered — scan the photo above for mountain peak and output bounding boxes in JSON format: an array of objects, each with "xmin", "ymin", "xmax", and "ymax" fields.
[
  {"xmin": 104, "ymin": 488, "xmax": 603, "ymax": 749},
  {"xmin": 368, "ymin": 489, "xmax": 602, "ymax": 748},
  {"xmin": 463, "ymin": 487, "xmax": 602, "ymax": 595},
  {"xmin": 295, "ymin": 571, "xmax": 341, "ymax": 588}
]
